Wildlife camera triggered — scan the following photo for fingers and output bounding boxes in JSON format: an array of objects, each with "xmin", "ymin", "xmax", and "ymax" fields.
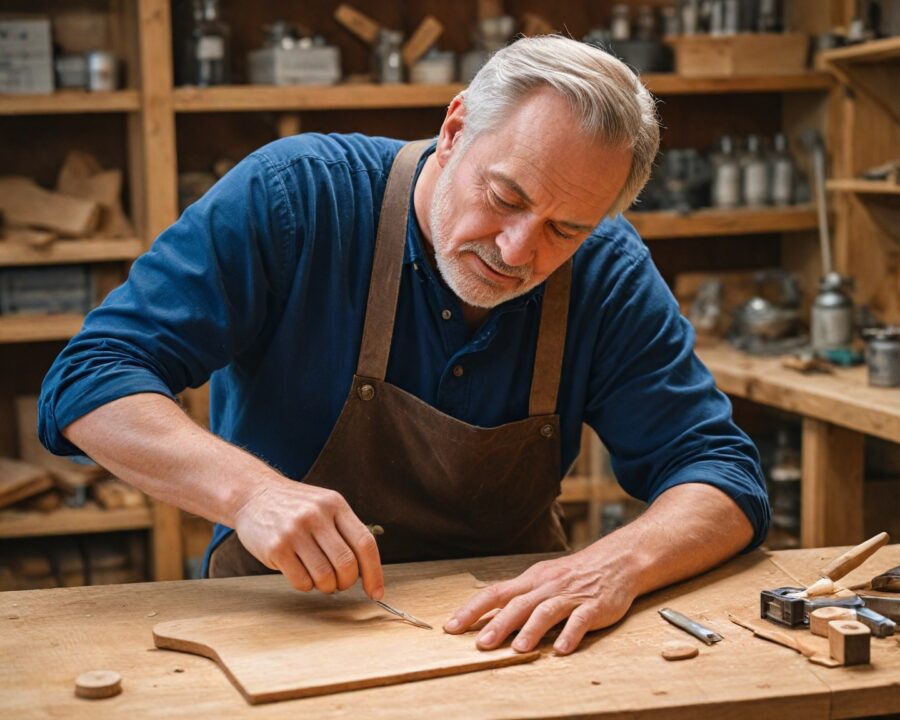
[
  {"xmin": 512, "ymin": 597, "xmax": 577, "ymax": 653},
  {"xmin": 292, "ymin": 533, "xmax": 339, "ymax": 594},
  {"xmin": 553, "ymin": 603, "xmax": 599, "ymax": 655},
  {"xmin": 274, "ymin": 550, "xmax": 314, "ymax": 592},
  {"xmin": 314, "ymin": 525, "xmax": 360, "ymax": 592},
  {"xmin": 443, "ymin": 579, "xmax": 529, "ymax": 635},
  {"xmin": 335, "ymin": 512, "xmax": 384, "ymax": 600},
  {"xmin": 473, "ymin": 590, "xmax": 546, "ymax": 650}
]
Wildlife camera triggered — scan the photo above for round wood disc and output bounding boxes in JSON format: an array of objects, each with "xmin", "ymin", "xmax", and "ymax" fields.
[
  {"xmin": 75, "ymin": 670, "xmax": 122, "ymax": 699},
  {"xmin": 661, "ymin": 641, "xmax": 699, "ymax": 661}
]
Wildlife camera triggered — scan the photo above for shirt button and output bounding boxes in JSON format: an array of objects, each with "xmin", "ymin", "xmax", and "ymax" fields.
[
  {"xmin": 413, "ymin": 262, "xmax": 419, "ymax": 271},
  {"xmin": 452, "ymin": 364, "xmax": 464, "ymax": 378},
  {"xmin": 441, "ymin": 309, "xmax": 452, "ymax": 320}
]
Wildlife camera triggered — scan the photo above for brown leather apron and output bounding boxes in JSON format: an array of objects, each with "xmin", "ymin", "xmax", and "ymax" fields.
[{"xmin": 209, "ymin": 140, "xmax": 571, "ymax": 578}]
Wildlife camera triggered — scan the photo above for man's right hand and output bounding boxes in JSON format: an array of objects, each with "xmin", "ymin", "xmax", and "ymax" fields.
[{"xmin": 233, "ymin": 478, "xmax": 384, "ymax": 599}]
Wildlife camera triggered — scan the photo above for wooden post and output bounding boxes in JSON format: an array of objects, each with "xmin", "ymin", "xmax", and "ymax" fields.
[
  {"xmin": 152, "ymin": 501, "xmax": 184, "ymax": 581},
  {"xmin": 801, "ymin": 418, "xmax": 865, "ymax": 547}
]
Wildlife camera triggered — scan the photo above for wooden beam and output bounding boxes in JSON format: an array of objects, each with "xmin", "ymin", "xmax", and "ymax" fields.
[
  {"xmin": 801, "ymin": 418, "xmax": 865, "ymax": 547},
  {"xmin": 151, "ymin": 501, "xmax": 184, "ymax": 581}
]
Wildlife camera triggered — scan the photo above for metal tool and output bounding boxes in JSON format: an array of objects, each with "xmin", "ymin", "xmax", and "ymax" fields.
[
  {"xmin": 658, "ymin": 608, "xmax": 723, "ymax": 645},
  {"xmin": 856, "ymin": 607, "xmax": 896, "ymax": 638},
  {"xmin": 858, "ymin": 592, "xmax": 900, "ymax": 623},
  {"xmin": 374, "ymin": 600, "xmax": 432, "ymax": 630},
  {"xmin": 872, "ymin": 564, "xmax": 900, "ymax": 592},
  {"xmin": 761, "ymin": 586, "xmax": 864, "ymax": 627}
]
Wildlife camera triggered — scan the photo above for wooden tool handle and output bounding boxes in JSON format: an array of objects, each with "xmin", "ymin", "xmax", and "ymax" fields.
[
  {"xmin": 402, "ymin": 16, "xmax": 443, "ymax": 68},
  {"xmin": 821, "ymin": 532, "xmax": 890, "ymax": 581},
  {"xmin": 334, "ymin": 4, "xmax": 381, "ymax": 44}
]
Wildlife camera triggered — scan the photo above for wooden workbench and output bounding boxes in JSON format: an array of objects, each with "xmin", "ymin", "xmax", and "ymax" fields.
[
  {"xmin": 697, "ymin": 343, "xmax": 900, "ymax": 547},
  {"xmin": 3, "ymin": 546, "xmax": 899, "ymax": 719}
]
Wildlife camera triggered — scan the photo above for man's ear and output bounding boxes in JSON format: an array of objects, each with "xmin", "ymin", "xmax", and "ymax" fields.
[{"xmin": 435, "ymin": 94, "xmax": 467, "ymax": 169}]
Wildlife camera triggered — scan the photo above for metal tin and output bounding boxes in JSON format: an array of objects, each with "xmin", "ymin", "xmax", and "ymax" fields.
[
  {"xmin": 811, "ymin": 272, "xmax": 854, "ymax": 351},
  {"xmin": 373, "ymin": 29, "xmax": 403, "ymax": 84},
  {"xmin": 865, "ymin": 327, "xmax": 900, "ymax": 387},
  {"xmin": 86, "ymin": 51, "xmax": 118, "ymax": 91}
]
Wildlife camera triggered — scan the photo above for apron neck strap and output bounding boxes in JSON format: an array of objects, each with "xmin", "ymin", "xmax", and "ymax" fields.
[
  {"xmin": 357, "ymin": 139, "xmax": 572, "ymax": 417},
  {"xmin": 357, "ymin": 139, "xmax": 431, "ymax": 380},
  {"xmin": 528, "ymin": 259, "xmax": 572, "ymax": 416}
]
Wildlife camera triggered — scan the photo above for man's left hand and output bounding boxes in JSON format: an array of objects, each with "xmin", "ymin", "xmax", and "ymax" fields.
[{"xmin": 442, "ymin": 549, "xmax": 636, "ymax": 655}]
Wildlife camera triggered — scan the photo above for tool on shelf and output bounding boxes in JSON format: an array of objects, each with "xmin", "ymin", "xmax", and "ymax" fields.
[
  {"xmin": 658, "ymin": 608, "xmax": 723, "ymax": 645},
  {"xmin": 800, "ymin": 128, "xmax": 856, "ymax": 356}
]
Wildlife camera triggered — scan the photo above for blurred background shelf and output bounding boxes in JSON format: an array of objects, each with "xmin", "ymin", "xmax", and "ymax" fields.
[
  {"xmin": 0, "ymin": 238, "xmax": 143, "ymax": 267},
  {"xmin": 627, "ymin": 205, "xmax": 820, "ymax": 239},
  {"xmin": 826, "ymin": 179, "xmax": 900, "ymax": 195},
  {"xmin": 0, "ymin": 504, "xmax": 152, "ymax": 539},
  {"xmin": 0, "ymin": 314, "xmax": 84, "ymax": 344},
  {"xmin": 0, "ymin": 90, "xmax": 140, "ymax": 115}
]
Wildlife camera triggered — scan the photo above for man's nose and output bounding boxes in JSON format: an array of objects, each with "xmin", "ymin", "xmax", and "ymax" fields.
[{"xmin": 495, "ymin": 217, "xmax": 538, "ymax": 267}]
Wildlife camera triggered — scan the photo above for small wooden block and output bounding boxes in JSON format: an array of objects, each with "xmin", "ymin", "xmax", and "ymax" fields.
[
  {"xmin": 810, "ymin": 607, "xmax": 857, "ymax": 637},
  {"xmin": 75, "ymin": 670, "xmax": 122, "ymax": 699},
  {"xmin": 828, "ymin": 620, "xmax": 870, "ymax": 666},
  {"xmin": 660, "ymin": 641, "xmax": 699, "ymax": 661}
]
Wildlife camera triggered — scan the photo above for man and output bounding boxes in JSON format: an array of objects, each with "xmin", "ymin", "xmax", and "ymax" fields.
[{"xmin": 39, "ymin": 36, "xmax": 769, "ymax": 656}]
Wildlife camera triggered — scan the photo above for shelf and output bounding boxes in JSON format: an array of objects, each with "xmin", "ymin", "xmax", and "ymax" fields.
[
  {"xmin": 640, "ymin": 72, "xmax": 833, "ymax": 95},
  {"xmin": 0, "ymin": 504, "xmax": 152, "ymax": 539},
  {"xmin": 827, "ymin": 179, "xmax": 900, "ymax": 195},
  {"xmin": 172, "ymin": 73, "xmax": 833, "ymax": 113},
  {"xmin": 560, "ymin": 475, "xmax": 630, "ymax": 504},
  {"xmin": 0, "ymin": 238, "xmax": 143, "ymax": 267},
  {"xmin": 0, "ymin": 90, "xmax": 141, "ymax": 116},
  {"xmin": 697, "ymin": 342, "xmax": 900, "ymax": 444},
  {"xmin": 0, "ymin": 314, "xmax": 84, "ymax": 344},
  {"xmin": 819, "ymin": 37, "xmax": 900, "ymax": 67},
  {"xmin": 628, "ymin": 205, "xmax": 819, "ymax": 239},
  {"xmin": 174, "ymin": 83, "xmax": 466, "ymax": 112}
]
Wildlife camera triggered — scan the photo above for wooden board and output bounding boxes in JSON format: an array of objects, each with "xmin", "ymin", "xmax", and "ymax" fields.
[
  {"xmin": 153, "ymin": 572, "xmax": 538, "ymax": 704},
  {"xmin": 0, "ymin": 457, "xmax": 52, "ymax": 509}
]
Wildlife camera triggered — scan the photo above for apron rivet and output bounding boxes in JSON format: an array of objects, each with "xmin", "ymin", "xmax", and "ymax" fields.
[
  {"xmin": 358, "ymin": 384, "xmax": 375, "ymax": 401},
  {"xmin": 540, "ymin": 424, "xmax": 554, "ymax": 438}
]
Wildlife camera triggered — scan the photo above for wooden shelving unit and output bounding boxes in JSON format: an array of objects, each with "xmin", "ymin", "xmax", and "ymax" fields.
[
  {"xmin": 0, "ymin": 314, "xmax": 84, "ymax": 344},
  {"xmin": 0, "ymin": 90, "xmax": 141, "ymax": 116},
  {"xmin": 171, "ymin": 73, "xmax": 832, "ymax": 113},
  {"xmin": 0, "ymin": 504, "xmax": 153, "ymax": 539},
  {"xmin": 0, "ymin": 239, "xmax": 144, "ymax": 267},
  {"xmin": 826, "ymin": 179, "xmax": 900, "ymax": 195},
  {"xmin": 628, "ymin": 205, "xmax": 819, "ymax": 239}
]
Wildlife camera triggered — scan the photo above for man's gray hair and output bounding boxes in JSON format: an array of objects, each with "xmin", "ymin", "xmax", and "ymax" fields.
[{"xmin": 462, "ymin": 35, "xmax": 660, "ymax": 215}]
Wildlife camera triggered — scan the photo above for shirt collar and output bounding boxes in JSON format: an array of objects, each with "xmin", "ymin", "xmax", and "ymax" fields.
[{"xmin": 403, "ymin": 140, "xmax": 545, "ymax": 311}]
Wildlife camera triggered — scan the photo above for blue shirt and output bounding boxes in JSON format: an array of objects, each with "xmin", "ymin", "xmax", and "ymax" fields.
[{"xmin": 38, "ymin": 133, "xmax": 771, "ymax": 562}]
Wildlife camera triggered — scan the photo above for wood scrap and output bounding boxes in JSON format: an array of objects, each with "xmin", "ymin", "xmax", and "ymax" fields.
[
  {"xmin": 74, "ymin": 670, "xmax": 122, "ymax": 699},
  {"xmin": 521, "ymin": 12, "xmax": 554, "ymax": 36},
  {"xmin": 0, "ymin": 177, "xmax": 100, "ymax": 237},
  {"xmin": 0, "ymin": 458, "xmax": 53, "ymax": 509},
  {"xmin": 334, "ymin": 4, "xmax": 381, "ymax": 44},
  {"xmin": 660, "ymin": 640, "xmax": 698, "ymax": 660},
  {"xmin": 12, "ymin": 552, "xmax": 52, "ymax": 578},
  {"xmin": 21, "ymin": 489, "xmax": 63, "ymax": 513},
  {"xmin": 93, "ymin": 479, "xmax": 146, "ymax": 510},
  {"xmin": 56, "ymin": 151, "xmax": 133, "ymax": 238},
  {"xmin": 728, "ymin": 614, "xmax": 839, "ymax": 667},
  {"xmin": 2, "ymin": 227, "xmax": 57, "ymax": 248},
  {"xmin": 828, "ymin": 620, "xmax": 870, "ymax": 665},
  {"xmin": 810, "ymin": 607, "xmax": 857, "ymax": 637}
]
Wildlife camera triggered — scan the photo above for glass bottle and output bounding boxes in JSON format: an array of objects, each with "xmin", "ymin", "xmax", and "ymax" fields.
[
  {"xmin": 187, "ymin": 0, "xmax": 231, "ymax": 87},
  {"xmin": 711, "ymin": 136, "xmax": 741, "ymax": 209},
  {"xmin": 769, "ymin": 133, "xmax": 795, "ymax": 206},
  {"xmin": 610, "ymin": 4, "xmax": 631, "ymax": 41},
  {"xmin": 742, "ymin": 135, "xmax": 769, "ymax": 207}
]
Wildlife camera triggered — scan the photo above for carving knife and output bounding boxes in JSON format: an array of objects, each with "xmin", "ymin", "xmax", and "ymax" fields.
[{"xmin": 365, "ymin": 523, "xmax": 432, "ymax": 629}]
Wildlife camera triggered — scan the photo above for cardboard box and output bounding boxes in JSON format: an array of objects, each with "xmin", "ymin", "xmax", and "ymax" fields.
[
  {"xmin": 667, "ymin": 33, "xmax": 809, "ymax": 78},
  {"xmin": 0, "ymin": 18, "xmax": 53, "ymax": 93},
  {"xmin": 248, "ymin": 45, "xmax": 341, "ymax": 86}
]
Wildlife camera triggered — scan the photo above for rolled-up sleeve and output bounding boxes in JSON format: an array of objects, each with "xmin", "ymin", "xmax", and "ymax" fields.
[
  {"xmin": 38, "ymin": 152, "xmax": 297, "ymax": 457},
  {"xmin": 584, "ymin": 252, "xmax": 771, "ymax": 550}
]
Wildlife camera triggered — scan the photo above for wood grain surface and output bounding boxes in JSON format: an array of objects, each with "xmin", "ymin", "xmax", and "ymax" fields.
[
  {"xmin": 2, "ymin": 547, "xmax": 899, "ymax": 719},
  {"xmin": 152, "ymin": 572, "xmax": 538, "ymax": 704}
]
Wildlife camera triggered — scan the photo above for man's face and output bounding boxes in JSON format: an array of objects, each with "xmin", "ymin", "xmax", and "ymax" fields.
[{"xmin": 428, "ymin": 88, "xmax": 633, "ymax": 309}]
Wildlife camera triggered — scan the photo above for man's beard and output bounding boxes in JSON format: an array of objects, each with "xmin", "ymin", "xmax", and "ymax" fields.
[{"xmin": 428, "ymin": 149, "xmax": 537, "ymax": 309}]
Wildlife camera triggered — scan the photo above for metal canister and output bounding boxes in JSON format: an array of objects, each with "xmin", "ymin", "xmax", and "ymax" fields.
[
  {"xmin": 87, "ymin": 51, "xmax": 118, "ymax": 91},
  {"xmin": 373, "ymin": 29, "xmax": 403, "ymax": 84},
  {"xmin": 865, "ymin": 327, "xmax": 900, "ymax": 387},
  {"xmin": 811, "ymin": 272, "xmax": 854, "ymax": 351}
]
